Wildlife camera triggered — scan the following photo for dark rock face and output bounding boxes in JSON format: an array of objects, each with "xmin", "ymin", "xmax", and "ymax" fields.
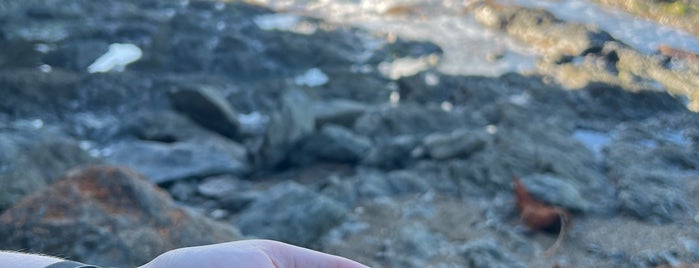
[
  {"xmin": 235, "ymin": 182, "xmax": 347, "ymax": 247},
  {"xmin": 0, "ymin": 165, "xmax": 241, "ymax": 267}
]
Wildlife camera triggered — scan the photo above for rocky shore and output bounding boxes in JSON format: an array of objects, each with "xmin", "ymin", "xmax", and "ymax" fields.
[{"xmin": 1, "ymin": 0, "xmax": 698, "ymax": 267}]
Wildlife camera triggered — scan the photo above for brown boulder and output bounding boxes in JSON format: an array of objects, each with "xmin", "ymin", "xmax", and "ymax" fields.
[{"xmin": 0, "ymin": 165, "xmax": 241, "ymax": 267}]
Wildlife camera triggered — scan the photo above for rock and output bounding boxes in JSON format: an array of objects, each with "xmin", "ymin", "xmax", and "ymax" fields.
[
  {"xmin": 197, "ymin": 175, "xmax": 249, "ymax": 199},
  {"xmin": 519, "ymin": 174, "xmax": 592, "ymax": 212},
  {"xmin": 461, "ymin": 240, "xmax": 525, "ymax": 268},
  {"xmin": 422, "ymin": 128, "xmax": 489, "ymax": 160},
  {"xmin": 235, "ymin": 182, "xmax": 347, "ymax": 247},
  {"xmin": 0, "ymin": 127, "xmax": 94, "ymax": 211},
  {"xmin": 105, "ymin": 140, "xmax": 249, "ymax": 184},
  {"xmin": 255, "ymin": 89, "xmax": 315, "ymax": 168},
  {"xmin": 353, "ymin": 104, "xmax": 480, "ymax": 139},
  {"xmin": 363, "ymin": 135, "xmax": 421, "ymax": 168},
  {"xmin": 167, "ymin": 85, "xmax": 241, "ymax": 140},
  {"xmin": 294, "ymin": 124, "xmax": 373, "ymax": 164},
  {"xmin": 219, "ymin": 191, "xmax": 261, "ymax": 213},
  {"xmin": 0, "ymin": 69, "xmax": 81, "ymax": 119},
  {"xmin": 0, "ymin": 165, "xmax": 242, "ymax": 267},
  {"xmin": 616, "ymin": 169, "xmax": 690, "ymax": 223},
  {"xmin": 313, "ymin": 99, "xmax": 369, "ymax": 128}
]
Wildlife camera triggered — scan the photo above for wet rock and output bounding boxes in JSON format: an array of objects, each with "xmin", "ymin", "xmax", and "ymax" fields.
[
  {"xmin": 255, "ymin": 89, "xmax": 315, "ymax": 168},
  {"xmin": 235, "ymin": 182, "xmax": 347, "ymax": 247},
  {"xmin": 422, "ymin": 128, "xmax": 489, "ymax": 160},
  {"xmin": 471, "ymin": 1, "xmax": 613, "ymax": 57},
  {"xmin": 105, "ymin": 140, "xmax": 249, "ymax": 184},
  {"xmin": 0, "ymin": 127, "xmax": 94, "ymax": 211},
  {"xmin": 167, "ymin": 85, "xmax": 241, "ymax": 140},
  {"xmin": 0, "ymin": 165, "xmax": 242, "ymax": 267},
  {"xmin": 519, "ymin": 174, "xmax": 592, "ymax": 212},
  {"xmin": 294, "ymin": 124, "xmax": 373, "ymax": 164},
  {"xmin": 461, "ymin": 240, "xmax": 525, "ymax": 268}
]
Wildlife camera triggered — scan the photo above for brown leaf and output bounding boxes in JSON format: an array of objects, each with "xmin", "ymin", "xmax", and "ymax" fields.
[{"xmin": 514, "ymin": 177, "xmax": 571, "ymax": 255}]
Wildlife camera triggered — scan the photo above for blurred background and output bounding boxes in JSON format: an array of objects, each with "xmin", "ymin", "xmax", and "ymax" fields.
[{"xmin": 0, "ymin": 0, "xmax": 698, "ymax": 267}]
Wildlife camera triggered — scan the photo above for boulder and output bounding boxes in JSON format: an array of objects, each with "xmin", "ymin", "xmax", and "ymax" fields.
[
  {"xmin": 422, "ymin": 128, "xmax": 489, "ymax": 160},
  {"xmin": 235, "ymin": 182, "xmax": 347, "ymax": 247},
  {"xmin": 313, "ymin": 99, "xmax": 369, "ymax": 128},
  {"xmin": 255, "ymin": 89, "xmax": 315, "ymax": 168},
  {"xmin": 461, "ymin": 240, "xmax": 525, "ymax": 268},
  {"xmin": 105, "ymin": 140, "xmax": 249, "ymax": 184},
  {"xmin": 294, "ymin": 124, "xmax": 373, "ymax": 164},
  {"xmin": 0, "ymin": 165, "xmax": 242, "ymax": 267},
  {"xmin": 168, "ymin": 85, "xmax": 241, "ymax": 140},
  {"xmin": 519, "ymin": 174, "xmax": 592, "ymax": 212},
  {"xmin": 0, "ymin": 127, "xmax": 94, "ymax": 211}
]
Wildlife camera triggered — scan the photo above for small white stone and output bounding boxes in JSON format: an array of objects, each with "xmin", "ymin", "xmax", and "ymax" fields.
[
  {"xmin": 485, "ymin": 124, "xmax": 498, "ymax": 134},
  {"xmin": 440, "ymin": 101, "xmax": 453, "ymax": 112},
  {"xmin": 424, "ymin": 72, "xmax": 440, "ymax": 86},
  {"xmin": 87, "ymin": 43, "xmax": 142, "ymax": 73},
  {"xmin": 389, "ymin": 91, "xmax": 400, "ymax": 105},
  {"xmin": 294, "ymin": 68, "xmax": 329, "ymax": 87},
  {"xmin": 39, "ymin": 64, "xmax": 52, "ymax": 73}
]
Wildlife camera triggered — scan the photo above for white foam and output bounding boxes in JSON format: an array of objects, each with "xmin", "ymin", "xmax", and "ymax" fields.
[{"xmin": 87, "ymin": 43, "xmax": 142, "ymax": 73}]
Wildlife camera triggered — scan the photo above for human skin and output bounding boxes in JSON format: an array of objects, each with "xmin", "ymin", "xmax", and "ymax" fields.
[{"xmin": 1, "ymin": 240, "xmax": 369, "ymax": 268}]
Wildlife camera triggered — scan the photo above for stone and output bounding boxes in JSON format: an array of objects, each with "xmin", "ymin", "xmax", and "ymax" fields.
[
  {"xmin": 0, "ymin": 165, "xmax": 242, "ymax": 267},
  {"xmin": 105, "ymin": 140, "xmax": 249, "ymax": 184},
  {"xmin": 197, "ymin": 175, "xmax": 248, "ymax": 199},
  {"xmin": 461, "ymin": 240, "xmax": 525, "ymax": 268},
  {"xmin": 519, "ymin": 174, "xmax": 592, "ymax": 212},
  {"xmin": 255, "ymin": 89, "xmax": 315, "ymax": 168},
  {"xmin": 313, "ymin": 99, "xmax": 369, "ymax": 128},
  {"xmin": 423, "ymin": 128, "xmax": 489, "ymax": 160},
  {"xmin": 235, "ymin": 182, "xmax": 347, "ymax": 247},
  {"xmin": 167, "ymin": 85, "xmax": 241, "ymax": 140},
  {"xmin": 294, "ymin": 124, "xmax": 373, "ymax": 164},
  {"xmin": 0, "ymin": 127, "xmax": 94, "ymax": 211},
  {"xmin": 363, "ymin": 135, "xmax": 421, "ymax": 168}
]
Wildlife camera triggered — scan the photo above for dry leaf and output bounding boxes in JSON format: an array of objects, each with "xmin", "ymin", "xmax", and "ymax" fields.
[{"xmin": 514, "ymin": 177, "xmax": 571, "ymax": 254}]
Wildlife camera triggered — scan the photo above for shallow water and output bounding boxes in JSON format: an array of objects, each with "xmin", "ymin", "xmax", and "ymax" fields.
[{"xmin": 251, "ymin": 0, "xmax": 699, "ymax": 76}]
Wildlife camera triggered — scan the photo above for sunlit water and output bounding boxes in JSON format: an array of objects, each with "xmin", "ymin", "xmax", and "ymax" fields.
[{"xmin": 251, "ymin": 0, "xmax": 699, "ymax": 77}]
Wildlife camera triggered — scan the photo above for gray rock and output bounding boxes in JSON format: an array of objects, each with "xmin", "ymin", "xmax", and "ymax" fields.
[
  {"xmin": 520, "ymin": 174, "xmax": 592, "ymax": 212},
  {"xmin": 0, "ymin": 127, "xmax": 94, "ymax": 211},
  {"xmin": 105, "ymin": 140, "xmax": 249, "ymax": 184},
  {"xmin": 219, "ymin": 191, "xmax": 261, "ymax": 213},
  {"xmin": 423, "ymin": 128, "xmax": 489, "ymax": 160},
  {"xmin": 197, "ymin": 175, "xmax": 248, "ymax": 199},
  {"xmin": 313, "ymin": 99, "xmax": 369, "ymax": 128},
  {"xmin": 461, "ymin": 240, "xmax": 524, "ymax": 268},
  {"xmin": 168, "ymin": 85, "xmax": 241, "ymax": 140},
  {"xmin": 618, "ymin": 176, "xmax": 689, "ymax": 224},
  {"xmin": 256, "ymin": 89, "xmax": 315, "ymax": 168},
  {"xmin": 296, "ymin": 124, "xmax": 373, "ymax": 164},
  {"xmin": 0, "ymin": 165, "xmax": 242, "ymax": 268},
  {"xmin": 235, "ymin": 182, "xmax": 347, "ymax": 247},
  {"xmin": 363, "ymin": 135, "xmax": 421, "ymax": 168}
]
